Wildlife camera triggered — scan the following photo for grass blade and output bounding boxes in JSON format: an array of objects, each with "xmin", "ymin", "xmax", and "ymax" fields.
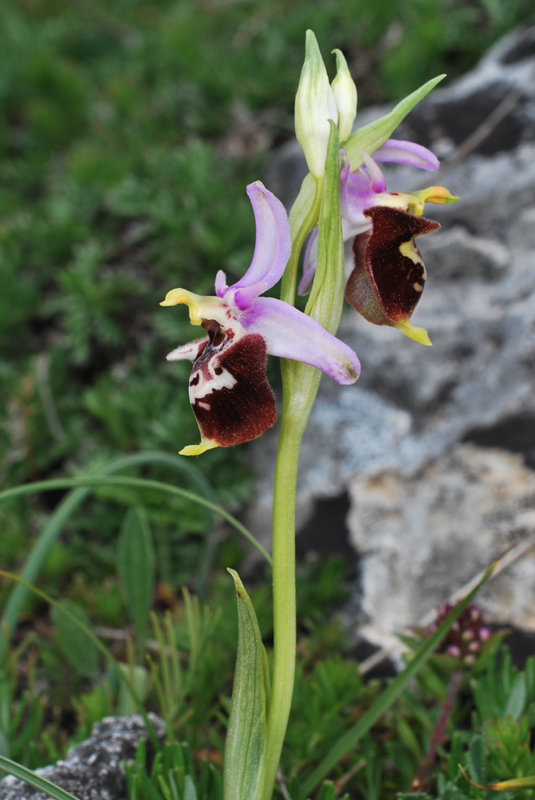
[
  {"xmin": 0, "ymin": 451, "xmax": 217, "ymax": 662},
  {"xmin": 0, "ymin": 754, "xmax": 82, "ymax": 800},
  {"xmin": 0, "ymin": 462, "xmax": 270, "ymax": 663}
]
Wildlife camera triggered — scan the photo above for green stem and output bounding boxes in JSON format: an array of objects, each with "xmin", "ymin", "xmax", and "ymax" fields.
[
  {"xmin": 261, "ymin": 364, "xmax": 321, "ymax": 800},
  {"xmin": 261, "ymin": 159, "xmax": 333, "ymax": 800}
]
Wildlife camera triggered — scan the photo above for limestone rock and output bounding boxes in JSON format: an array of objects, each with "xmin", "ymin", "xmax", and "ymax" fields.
[
  {"xmin": 0, "ymin": 715, "xmax": 166, "ymax": 800},
  {"xmin": 348, "ymin": 445, "xmax": 535, "ymax": 648}
]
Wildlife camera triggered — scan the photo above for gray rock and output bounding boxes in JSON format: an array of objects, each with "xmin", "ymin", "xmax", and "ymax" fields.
[
  {"xmin": 348, "ymin": 444, "xmax": 535, "ymax": 649},
  {"xmin": 0, "ymin": 715, "xmax": 166, "ymax": 800},
  {"xmin": 250, "ymin": 26, "xmax": 535, "ymax": 639}
]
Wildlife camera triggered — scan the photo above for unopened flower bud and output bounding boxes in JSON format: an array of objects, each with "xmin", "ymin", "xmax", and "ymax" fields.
[
  {"xmin": 295, "ymin": 30, "xmax": 338, "ymax": 178},
  {"xmin": 331, "ymin": 49, "xmax": 357, "ymax": 142}
]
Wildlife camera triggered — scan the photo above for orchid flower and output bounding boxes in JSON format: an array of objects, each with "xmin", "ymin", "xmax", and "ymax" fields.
[
  {"xmin": 299, "ymin": 139, "xmax": 458, "ymax": 345},
  {"xmin": 161, "ymin": 181, "xmax": 360, "ymax": 456}
]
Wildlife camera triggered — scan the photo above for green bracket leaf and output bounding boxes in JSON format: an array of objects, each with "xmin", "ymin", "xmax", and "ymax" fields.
[
  {"xmin": 344, "ymin": 75, "xmax": 445, "ymax": 171},
  {"xmin": 223, "ymin": 570, "xmax": 268, "ymax": 800}
]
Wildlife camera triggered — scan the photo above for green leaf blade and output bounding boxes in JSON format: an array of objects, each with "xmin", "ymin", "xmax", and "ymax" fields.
[
  {"xmin": 344, "ymin": 75, "xmax": 445, "ymax": 170},
  {"xmin": 223, "ymin": 570, "xmax": 268, "ymax": 800}
]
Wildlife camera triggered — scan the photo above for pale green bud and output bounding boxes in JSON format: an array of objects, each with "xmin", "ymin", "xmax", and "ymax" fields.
[
  {"xmin": 331, "ymin": 49, "xmax": 357, "ymax": 143},
  {"xmin": 295, "ymin": 30, "xmax": 338, "ymax": 178}
]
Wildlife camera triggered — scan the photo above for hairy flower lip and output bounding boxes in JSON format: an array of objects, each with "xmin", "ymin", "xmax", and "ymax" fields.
[{"xmin": 345, "ymin": 205, "xmax": 440, "ymax": 346}]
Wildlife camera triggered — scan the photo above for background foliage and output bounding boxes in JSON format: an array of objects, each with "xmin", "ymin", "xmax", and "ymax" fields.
[{"xmin": 1, "ymin": 0, "xmax": 535, "ymax": 797}]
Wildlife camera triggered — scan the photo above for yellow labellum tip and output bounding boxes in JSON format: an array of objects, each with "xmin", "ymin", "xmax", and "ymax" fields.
[
  {"xmin": 414, "ymin": 186, "xmax": 459, "ymax": 206},
  {"xmin": 394, "ymin": 320, "xmax": 432, "ymax": 346},
  {"xmin": 179, "ymin": 440, "xmax": 219, "ymax": 457},
  {"xmin": 160, "ymin": 288, "xmax": 215, "ymax": 326}
]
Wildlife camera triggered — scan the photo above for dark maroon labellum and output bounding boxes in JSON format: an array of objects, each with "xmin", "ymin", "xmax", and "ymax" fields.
[
  {"xmin": 189, "ymin": 323, "xmax": 276, "ymax": 447},
  {"xmin": 358, "ymin": 206, "xmax": 440, "ymax": 323}
]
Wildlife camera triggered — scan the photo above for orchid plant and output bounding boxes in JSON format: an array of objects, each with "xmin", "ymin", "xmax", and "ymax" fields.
[{"xmin": 161, "ymin": 30, "xmax": 457, "ymax": 800}]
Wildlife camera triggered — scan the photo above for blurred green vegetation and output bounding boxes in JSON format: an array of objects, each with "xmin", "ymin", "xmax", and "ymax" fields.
[{"xmin": 1, "ymin": 2, "xmax": 535, "ymax": 793}]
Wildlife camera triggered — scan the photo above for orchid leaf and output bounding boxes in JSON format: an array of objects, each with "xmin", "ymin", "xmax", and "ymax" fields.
[
  {"xmin": 223, "ymin": 569, "xmax": 268, "ymax": 800},
  {"xmin": 288, "ymin": 172, "xmax": 318, "ymax": 245},
  {"xmin": 344, "ymin": 75, "xmax": 445, "ymax": 171},
  {"xmin": 283, "ymin": 172, "xmax": 323, "ymax": 306}
]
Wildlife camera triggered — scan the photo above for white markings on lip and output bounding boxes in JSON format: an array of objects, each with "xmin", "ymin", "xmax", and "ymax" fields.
[{"xmin": 189, "ymin": 362, "xmax": 238, "ymax": 407}]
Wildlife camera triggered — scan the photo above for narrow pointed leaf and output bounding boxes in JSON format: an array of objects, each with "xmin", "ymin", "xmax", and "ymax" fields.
[
  {"xmin": 317, "ymin": 780, "xmax": 337, "ymax": 800},
  {"xmin": 504, "ymin": 673, "xmax": 527, "ymax": 721},
  {"xmin": 467, "ymin": 734, "xmax": 486, "ymax": 785},
  {"xmin": 223, "ymin": 569, "xmax": 268, "ymax": 800},
  {"xmin": 344, "ymin": 75, "xmax": 445, "ymax": 171}
]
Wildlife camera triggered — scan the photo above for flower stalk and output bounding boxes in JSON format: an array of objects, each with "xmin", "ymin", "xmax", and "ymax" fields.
[{"xmin": 261, "ymin": 120, "xmax": 346, "ymax": 800}]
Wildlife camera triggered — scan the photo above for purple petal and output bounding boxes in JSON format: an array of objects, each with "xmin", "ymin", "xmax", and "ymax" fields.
[
  {"xmin": 228, "ymin": 182, "xmax": 292, "ymax": 310},
  {"xmin": 340, "ymin": 168, "xmax": 377, "ymax": 233},
  {"xmin": 242, "ymin": 297, "xmax": 360, "ymax": 385},
  {"xmin": 373, "ymin": 139, "xmax": 440, "ymax": 171},
  {"xmin": 215, "ymin": 270, "xmax": 228, "ymax": 298},
  {"xmin": 361, "ymin": 153, "xmax": 387, "ymax": 193}
]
